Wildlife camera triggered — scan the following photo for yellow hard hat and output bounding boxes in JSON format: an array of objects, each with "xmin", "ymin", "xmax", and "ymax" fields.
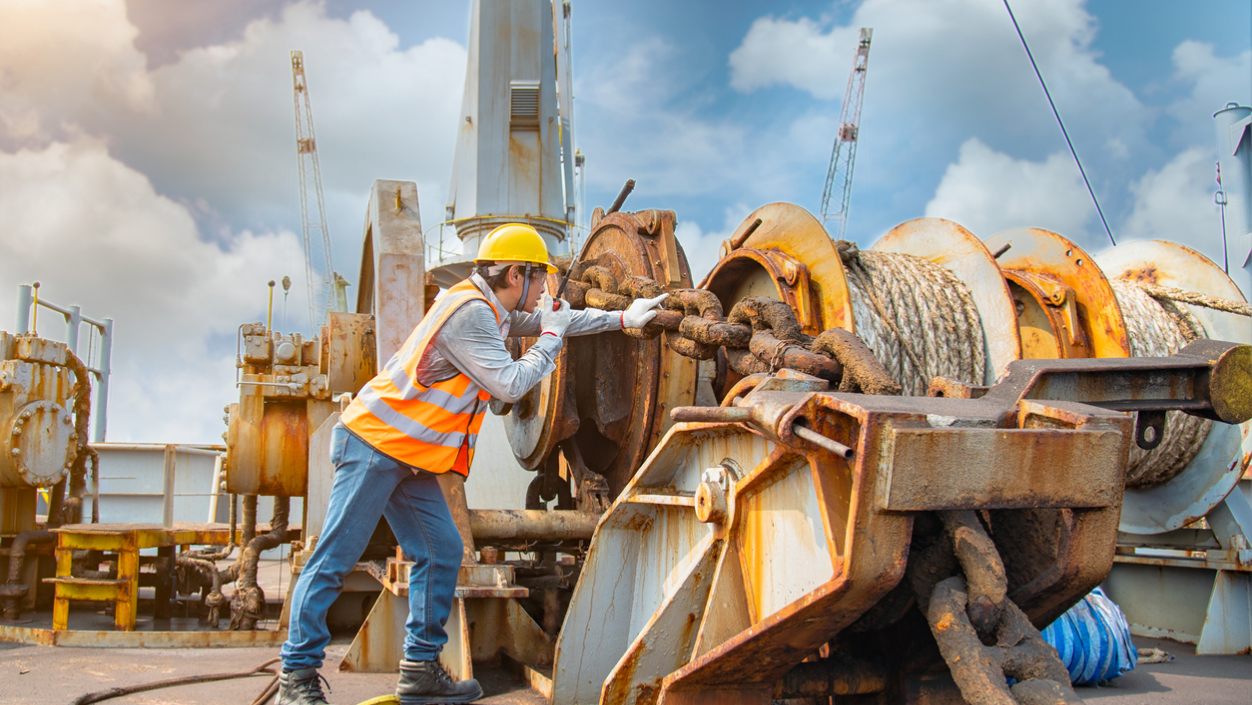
[{"xmin": 474, "ymin": 224, "xmax": 558, "ymax": 273}]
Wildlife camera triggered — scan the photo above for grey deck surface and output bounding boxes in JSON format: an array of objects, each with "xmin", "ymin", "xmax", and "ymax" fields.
[
  {"xmin": 0, "ymin": 640, "xmax": 545, "ymax": 704},
  {"xmin": 0, "ymin": 636, "xmax": 1247, "ymax": 704}
]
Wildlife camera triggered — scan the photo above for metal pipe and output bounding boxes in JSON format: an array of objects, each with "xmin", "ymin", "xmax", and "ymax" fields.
[
  {"xmin": 207, "ymin": 455, "xmax": 224, "ymax": 522},
  {"xmin": 793, "ymin": 423, "xmax": 855, "ymax": 460},
  {"xmin": 66, "ymin": 304, "xmax": 81, "ymax": 354},
  {"xmin": 671, "ymin": 406, "xmax": 855, "ymax": 459},
  {"xmin": 93, "ymin": 318, "xmax": 112, "ymax": 442},
  {"xmin": 90, "ymin": 443, "xmax": 224, "ymax": 456},
  {"xmin": 229, "ymin": 493, "xmax": 238, "ymax": 546},
  {"xmin": 176, "ymin": 553, "xmax": 226, "ymax": 628},
  {"xmin": 0, "ymin": 529, "xmax": 55, "ymax": 619},
  {"xmin": 729, "ymin": 217, "xmax": 764, "ymax": 250},
  {"xmin": 90, "ymin": 451, "xmax": 100, "ymax": 523},
  {"xmin": 46, "ymin": 476, "xmax": 67, "ymax": 528},
  {"xmin": 266, "ymin": 280, "xmax": 275, "ymax": 332},
  {"xmin": 231, "ymin": 495, "xmax": 288, "ymax": 630},
  {"xmin": 241, "ymin": 495, "xmax": 257, "ymax": 548},
  {"xmin": 670, "ymin": 406, "xmax": 752, "ymax": 424},
  {"xmin": 162, "ymin": 445, "xmax": 176, "ymax": 528},
  {"xmin": 64, "ymin": 349, "xmax": 94, "ymax": 525},
  {"xmin": 606, "ymin": 178, "xmax": 635, "ymax": 214},
  {"xmin": 468, "ymin": 509, "xmax": 599, "ymax": 541},
  {"xmin": 30, "ymin": 281, "xmax": 39, "ymax": 333},
  {"xmin": 15, "ymin": 284, "xmax": 31, "ymax": 334}
]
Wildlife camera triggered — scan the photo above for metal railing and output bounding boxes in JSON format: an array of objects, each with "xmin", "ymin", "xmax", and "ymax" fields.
[{"xmin": 14, "ymin": 283, "xmax": 113, "ymax": 443}]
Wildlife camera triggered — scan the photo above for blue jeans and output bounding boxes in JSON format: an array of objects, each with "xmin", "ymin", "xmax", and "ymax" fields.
[{"xmin": 281, "ymin": 426, "xmax": 463, "ymax": 670}]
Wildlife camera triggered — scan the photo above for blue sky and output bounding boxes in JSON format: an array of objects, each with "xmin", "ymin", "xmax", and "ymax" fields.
[{"xmin": 0, "ymin": 0, "xmax": 1248, "ymax": 442}]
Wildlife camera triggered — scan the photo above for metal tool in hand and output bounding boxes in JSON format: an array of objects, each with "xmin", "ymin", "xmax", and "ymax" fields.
[{"xmin": 554, "ymin": 177, "xmax": 637, "ymax": 310}]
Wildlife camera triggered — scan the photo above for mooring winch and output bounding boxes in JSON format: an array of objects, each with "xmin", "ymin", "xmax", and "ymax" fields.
[{"xmin": 553, "ymin": 341, "xmax": 1250, "ymax": 705}]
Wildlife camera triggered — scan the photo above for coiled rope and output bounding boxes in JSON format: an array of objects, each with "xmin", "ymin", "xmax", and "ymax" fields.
[
  {"xmin": 1110, "ymin": 280, "xmax": 1212, "ymax": 489},
  {"xmin": 838, "ymin": 243, "xmax": 987, "ymax": 396}
]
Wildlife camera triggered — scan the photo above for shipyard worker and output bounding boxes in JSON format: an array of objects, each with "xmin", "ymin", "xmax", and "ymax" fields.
[{"xmin": 277, "ymin": 223, "xmax": 668, "ymax": 705}]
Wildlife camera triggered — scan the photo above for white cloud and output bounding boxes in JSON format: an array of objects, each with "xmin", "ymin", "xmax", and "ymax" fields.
[
  {"xmin": 0, "ymin": 0, "xmax": 471, "ymax": 443},
  {"xmin": 924, "ymin": 137, "xmax": 1094, "ymax": 238},
  {"xmin": 675, "ymin": 204, "xmax": 754, "ymax": 285},
  {"xmin": 0, "ymin": 138, "xmax": 308, "ymax": 442},
  {"xmin": 726, "ymin": 0, "xmax": 1144, "ymax": 156},
  {"xmin": 729, "ymin": 16, "xmax": 854, "ymax": 100},
  {"xmin": 0, "ymin": 0, "xmax": 153, "ymax": 141},
  {"xmin": 105, "ymin": 1, "xmax": 467, "ymax": 269},
  {"xmin": 1167, "ymin": 40, "xmax": 1252, "ymax": 148},
  {"xmin": 1, "ymin": 0, "xmax": 467, "ymax": 276},
  {"xmin": 1121, "ymin": 147, "xmax": 1226, "ymax": 265}
]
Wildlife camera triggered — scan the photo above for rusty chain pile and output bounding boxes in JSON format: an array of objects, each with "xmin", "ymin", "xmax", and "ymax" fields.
[
  {"xmin": 558, "ymin": 259, "xmax": 902, "ymax": 395},
  {"xmin": 908, "ymin": 511, "xmax": 1081, "ymax": 705}
]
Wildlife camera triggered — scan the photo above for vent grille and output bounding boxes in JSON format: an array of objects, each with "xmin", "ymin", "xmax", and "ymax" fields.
[{"xmin": 510, "ymin": 80, "xmax": 540, "ymax": 127}]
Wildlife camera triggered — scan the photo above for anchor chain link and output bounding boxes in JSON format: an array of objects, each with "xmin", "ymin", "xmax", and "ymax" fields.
[
  {"xmin": 909, "ymin": 510, "xmax": 1082, "ymax": 705},
  {"xmin": 557, "ymin": 258, "xmax": 901, "ymax": 395}
]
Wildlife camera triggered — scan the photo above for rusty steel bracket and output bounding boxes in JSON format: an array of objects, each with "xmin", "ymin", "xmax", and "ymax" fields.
[
  {"xmin": 1133, "ymin": 409, "xmax": 1167, "ymax": 451},
  {"xmin": 982, "ymin": 339, "xmax": 1251, "ymax": 425}
]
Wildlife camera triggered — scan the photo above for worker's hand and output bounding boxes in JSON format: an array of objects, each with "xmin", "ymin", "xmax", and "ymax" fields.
[
  {"xmin": 540, "ymin": 293, "xmax": 572, "ymax": 337},
  {"xmin": 622, "ymin": 293, "xmax": 670, "ymax": 330}
]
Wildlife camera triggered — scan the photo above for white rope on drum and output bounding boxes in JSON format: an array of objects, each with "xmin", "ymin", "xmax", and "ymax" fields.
[
  {"xmin": 838, "ymin": 243, "xmax": 986, "ymax": 397},
  {"xmin": 1109, "ymin": 279, "xmax": 1213, "ymax": 489}
]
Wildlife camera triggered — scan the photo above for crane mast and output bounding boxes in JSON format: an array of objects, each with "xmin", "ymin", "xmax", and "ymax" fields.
[
  {"xmin": 291, "ymin": 50, "xmax": 335, "ymax": 332},
  {"xmin": 820, "ymin": 28, "xmax": 873, "ymax": 239}
]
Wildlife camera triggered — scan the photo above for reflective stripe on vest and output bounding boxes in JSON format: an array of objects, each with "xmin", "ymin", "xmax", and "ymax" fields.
[{"xmin": 340, "ymin": 279, "xmax": 499, "ymax": 476}]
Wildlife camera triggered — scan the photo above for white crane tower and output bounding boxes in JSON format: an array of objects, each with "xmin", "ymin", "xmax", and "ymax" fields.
[
  {"xmin": 820, "ymin": 28, "xmax": 873, "ymax": 239},
  {"xmin": 290, "ymin": 50, "xmax": 339, "ymax": 332}
]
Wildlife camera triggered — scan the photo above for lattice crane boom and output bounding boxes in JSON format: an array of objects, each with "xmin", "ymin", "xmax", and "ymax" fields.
[
  {"xmin": 291, "ymin": 50, "xmax": 335, "ymax": 332},
  {"xmin": 820, "ymin": 28, "xmax": 873, "ymax": 239}
]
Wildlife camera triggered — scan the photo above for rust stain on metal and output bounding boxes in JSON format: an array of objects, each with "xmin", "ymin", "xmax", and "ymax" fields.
[
  {"xmin": 987, "ymin": 227, "xmax": 1132, "ymax": 359},
  {"xmin": 1121, "ymin": 265, "xmax": 1158, "ymax": 284}
]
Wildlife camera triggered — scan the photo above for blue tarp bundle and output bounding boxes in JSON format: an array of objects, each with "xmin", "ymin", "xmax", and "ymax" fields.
[{"xmin": 1040, "ymin": 586, "xmax": 1138, "ymax": 685}]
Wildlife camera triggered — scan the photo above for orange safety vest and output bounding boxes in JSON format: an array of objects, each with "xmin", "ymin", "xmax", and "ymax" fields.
[{"xmin": 341, "ymin": 279, "xmax": 500, "ymax": 476}]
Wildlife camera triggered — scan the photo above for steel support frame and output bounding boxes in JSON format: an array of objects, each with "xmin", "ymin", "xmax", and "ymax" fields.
[
  {"xmin": 1107, "ymin": 486, "xmax": 1252, "ymax": 654},
  {"xmin": 553, "ymin": 343, "xmax": 1249, "ymax": 705}
]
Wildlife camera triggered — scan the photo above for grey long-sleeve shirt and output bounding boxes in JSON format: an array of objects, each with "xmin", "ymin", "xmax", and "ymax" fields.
[{"xmin": 416, "ymin": 273, "xmax": 622, "ymax": 403}]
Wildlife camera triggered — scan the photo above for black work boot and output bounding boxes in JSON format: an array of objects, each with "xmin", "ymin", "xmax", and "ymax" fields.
[
  {"xmin": 277, "ymin": 667, "xmax": 332, "ymax": 705},
  {"xmin": 396, "ymin": 659, "xmax": 483, "ymax": 704}
]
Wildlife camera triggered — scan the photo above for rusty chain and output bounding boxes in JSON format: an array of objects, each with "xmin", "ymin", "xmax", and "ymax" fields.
[
  {"xmin": 908, "ymin": 511, "xmax": 1081, "ymax": 705},
  {"xmin": 558, "ymin": 258, "xmax": 901, "ymax": 395}
]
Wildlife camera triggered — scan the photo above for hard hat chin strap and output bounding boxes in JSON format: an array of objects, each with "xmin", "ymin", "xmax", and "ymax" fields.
[{"xmin": 516, "ymin": 263, "xmax": 533, "ymax": 313}]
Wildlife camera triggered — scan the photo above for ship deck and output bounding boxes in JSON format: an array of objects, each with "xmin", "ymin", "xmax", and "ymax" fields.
[{"xmin": 0, "ymin": 634, "xmax": 1246, "ymax": 704}]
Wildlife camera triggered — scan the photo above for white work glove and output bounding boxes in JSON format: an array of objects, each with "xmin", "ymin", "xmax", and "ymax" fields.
[
  {"xmin": 540, "ymin": 293, "xmax": 572, "ymax": 338},
  {"xmin": 622, "ymin": 293, "xmax": 670, "ymax": 330}
]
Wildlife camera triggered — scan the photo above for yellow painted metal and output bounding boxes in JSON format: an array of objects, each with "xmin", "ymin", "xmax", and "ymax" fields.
[
  {"xmin": 46, "ymin": 522, "xmax": 297, "ymax": 632},
  {"xmin": 0, "ymin": 623, "xmax": 287, "ymax": 647},
  {"xmin": 707, "ymin": 203, "xmax": 853, "ymax": 333},
  {"xmin": 873, "ymin": 217, "xmax": 1022, "ymax": 383},
  {"xmin": 51, "ymin": 527, "xmax": 143, "ymax": 630},
  {"xmin": 704, "ymin": 247, "xmax": 823, "ymax": 334},
  {"xmin": 985, "ymin": 228, "xmax": 1131, "ymax": 359}
]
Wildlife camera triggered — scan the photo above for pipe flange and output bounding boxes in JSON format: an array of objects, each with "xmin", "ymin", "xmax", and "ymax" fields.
[{"xmin": 2, "ymin": 400, "xmax": 76, "ymax": 488}]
